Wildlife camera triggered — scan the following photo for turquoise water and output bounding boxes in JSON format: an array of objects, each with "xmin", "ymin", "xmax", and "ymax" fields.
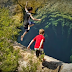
[{"xmin": 17, "ymin": 12, "xmax": 72, "ymax": 63}]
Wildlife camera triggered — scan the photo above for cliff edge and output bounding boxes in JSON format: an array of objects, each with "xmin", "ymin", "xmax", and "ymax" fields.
[{"xmin": 13, "ymin": 41, "xmax": 72, "ymax": 72}]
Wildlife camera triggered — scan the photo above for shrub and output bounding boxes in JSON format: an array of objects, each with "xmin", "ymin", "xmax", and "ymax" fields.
[
  {"xmin": 0, "ymin": 7, "xmax": 22, "ymax": 71},
  {"xmin": 22, "ymin": 55, "xmax": 40, "ymax": 72}
]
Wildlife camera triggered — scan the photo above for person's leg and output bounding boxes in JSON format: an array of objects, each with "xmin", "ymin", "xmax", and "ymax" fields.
[
  {"xmin": 29, "ymin": 24, "xmax": 34, "ymax": 27},
  {"xmin": 28, "ymin": 22, "xmax": 35, "ymax": 28},
  {"xmin": 28, "ymin": 24, "xmax": 34, "ymax": 30},
  {"xmin": 36, "ymin": 50, "xmax": 40, "ymax": 58},
  {"xmin": 21, "ymin": 26, "xmax": 29, "ymax": 41},
  {"xmin": 40, "ymin": 50, "xmax": 46, "ymax": 61},
  {"xmin": 21, "ymin": 31, "xmax": 28, "ymax": 41}
]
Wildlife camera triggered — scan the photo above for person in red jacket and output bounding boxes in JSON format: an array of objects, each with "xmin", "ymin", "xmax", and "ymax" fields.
[{"xmin": 27, "ymin": 29, "xmax": 45, "ymax": 61}]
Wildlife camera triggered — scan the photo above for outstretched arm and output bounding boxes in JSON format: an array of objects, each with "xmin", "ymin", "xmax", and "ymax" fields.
[
  {"xmin": 30, "ymin": 14, "xmax": 41, "ymax": 21},
  {"xmin": 27, "ymin": 40, "xmax": 34, "ymax": 49},
  {"xmin": 25, "ymin": 1, "xmax": 28, "ymax": 12}
]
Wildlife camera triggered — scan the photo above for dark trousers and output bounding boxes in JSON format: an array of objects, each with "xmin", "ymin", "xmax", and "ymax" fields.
[{"xmin": 36, "ymin": 50, "xmax": 44, "ymax": 57}]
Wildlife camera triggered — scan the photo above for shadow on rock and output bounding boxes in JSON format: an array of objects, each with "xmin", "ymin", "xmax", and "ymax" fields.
[{"xmin": 42, "ymin": 61, "xmax": 63, "ymax": 71}]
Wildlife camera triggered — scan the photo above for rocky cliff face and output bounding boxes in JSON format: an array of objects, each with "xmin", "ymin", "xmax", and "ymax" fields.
[{"xmin": 13, "ymin": 41, "xmax": 72, "ymax": 72}]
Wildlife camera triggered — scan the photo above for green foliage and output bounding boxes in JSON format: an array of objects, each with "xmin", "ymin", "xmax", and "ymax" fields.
[
  {"xmin": 34, "ymin": 3, "xmax": 72, "ymax": 36},
  {"xmin": 40, "ymin": 51, "xmax": 45, "ymax": 59},
  {"xmin": 0, "ymin": 48, "xmax": 19, "ymax": 72},
  {"xmin": 0, "ymin": 7, "xmax": 22, "ymax": 71},
  {"xmin": 0, "ymin": 7, "xmax": 22, "ymax": 40},
  {"xmin": 22, "ymin": 55, "xmax": 40, "ymax": 72},
  {"xmin": 70, "ymin": 55, "xmax": 72, "ymax": 63}
]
